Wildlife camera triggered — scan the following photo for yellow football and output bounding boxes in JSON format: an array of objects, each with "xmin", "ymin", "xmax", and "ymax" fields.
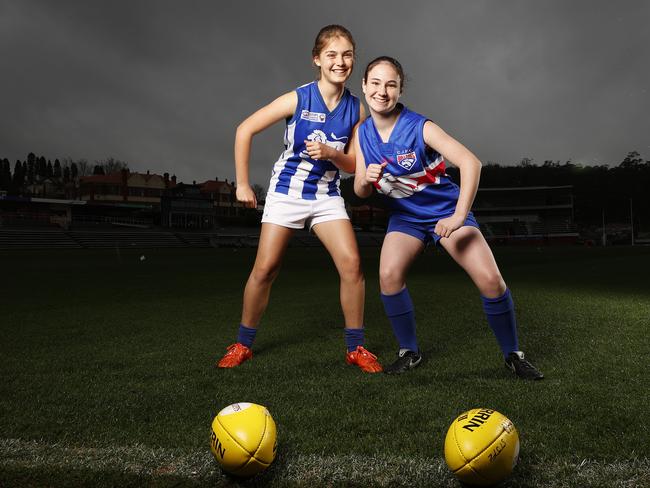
[
  {"xmin": 210, "ymin": 402, "xmax": 277, "ymax": 477},
  {"xmin": 444, "ymin": 408, "xmax": 519, "ymax": 486}
]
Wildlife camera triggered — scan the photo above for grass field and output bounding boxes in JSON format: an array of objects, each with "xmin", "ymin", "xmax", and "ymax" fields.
[{"xmin": 1, "ymin": 245, "xmax": 649, "ymax": 487}]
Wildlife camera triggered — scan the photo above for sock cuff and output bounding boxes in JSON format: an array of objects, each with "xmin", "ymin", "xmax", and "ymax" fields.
[
  {"xmin": 381, "ymin": 287, "xmax": 414, "ymax": 316},
  {"xmin": 481, "ymin": 288, "xmax": 514, "ymax": 315},
  {"xmin": 237, "ymin": 323, "xmax": 257, "ymax": 348},
  {"xmin": 344, "ymin": 327, "xmax": 365, "ymax": 335},
  {"xmin": 344, "ymin": 327, "xmax": 365, "ymax": 352}
]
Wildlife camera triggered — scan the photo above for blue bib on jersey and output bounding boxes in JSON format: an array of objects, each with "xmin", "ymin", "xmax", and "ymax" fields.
[
  {"xmin": 268, "ymin": 82, "xmax": 360, "ymax": 200},
  {"xmin": 358, "ymin": 105, "xmax": 463, "ymax": 222}
]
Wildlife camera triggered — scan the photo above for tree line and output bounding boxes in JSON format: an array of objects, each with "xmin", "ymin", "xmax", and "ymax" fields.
[
  {"xmin": 0, "ymin": 153, "xmax": 128, "ymax": 193},
  {"xmin": 2, "ymin": 150, "xmax": 648, "ymax": 229}
]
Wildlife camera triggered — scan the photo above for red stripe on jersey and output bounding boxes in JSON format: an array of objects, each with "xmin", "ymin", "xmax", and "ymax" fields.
[{"xmin": 412, "ymin": 160, "xmax": 446, "ymax": 186}]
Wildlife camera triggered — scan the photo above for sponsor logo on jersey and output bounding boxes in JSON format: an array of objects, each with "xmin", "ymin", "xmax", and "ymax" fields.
[
  {"xmin": 397, "ymin": 151, "xmax": 417, "ymax": 170},
  {"xmin": 301, "ymin": 110, "xmax": 327, "ymax": 123}
]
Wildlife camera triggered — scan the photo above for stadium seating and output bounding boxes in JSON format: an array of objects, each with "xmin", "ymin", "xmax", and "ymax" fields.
[{"xmin": 0, "ymin": 229, "xmax": 81, "ymax": 249}]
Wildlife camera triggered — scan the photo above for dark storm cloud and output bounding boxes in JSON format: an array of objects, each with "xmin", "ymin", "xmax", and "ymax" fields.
[{"xmin": 1, "ymin": 0, "xmax": 648, "ymax": 186}]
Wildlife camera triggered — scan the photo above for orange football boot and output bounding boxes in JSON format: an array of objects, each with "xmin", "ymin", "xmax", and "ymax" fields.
[
  {"xmin": 346, "ymin": 346, "xmax": 383, "ymax": 373},
  {"xmin": 217, "ymin": 343, "xmax": 252, "ymax": 368}
]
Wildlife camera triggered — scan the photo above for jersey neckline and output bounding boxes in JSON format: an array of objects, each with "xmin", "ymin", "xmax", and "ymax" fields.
[
  {"xmin": 311, "ymin": 81, "xmax": 349, "ymax": 118},
  {"xmin": 369, "ymin": 104, "xmax": 408, "ymax": 145}
]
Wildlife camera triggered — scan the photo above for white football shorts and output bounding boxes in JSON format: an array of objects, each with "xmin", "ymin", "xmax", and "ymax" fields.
[{"xmin": 261, "ymin": 192, "xmax": 350, "ymax": 230}]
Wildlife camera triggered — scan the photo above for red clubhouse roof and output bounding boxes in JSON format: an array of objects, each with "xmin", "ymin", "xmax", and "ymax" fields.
[
  {"xmin": 80, "ymin": 171, "xmax": 175, "ymax": 186},
  {"xmin": 79, "ymin": 173, "xmax": 123, "ymax": 184},
  {"xmin": 199, "ymin": 180, "xmax": 234, "ymax": 192}
]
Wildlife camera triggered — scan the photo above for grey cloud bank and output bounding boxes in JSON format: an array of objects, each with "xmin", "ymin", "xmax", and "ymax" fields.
[{"xmin": 1, "ymin": 0, "xmax": 648, "ymax": 186}]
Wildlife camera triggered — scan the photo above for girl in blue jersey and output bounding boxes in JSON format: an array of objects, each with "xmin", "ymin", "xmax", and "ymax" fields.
[
  {"xmin": 354, "ymin": 57, "xmax": 543, "ymax": 379},
  {"xmin": 217, "ymin": 26, "xmax": 382, "ymax": 373}
]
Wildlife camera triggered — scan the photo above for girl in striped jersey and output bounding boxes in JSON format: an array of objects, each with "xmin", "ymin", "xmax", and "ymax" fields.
[
  {"xmin": 354, "ymin": 57, "xmax": 543, "ymax": 379},
  {"xmin": 217, "ymin": 26, "xmax": 382, "ymax": 373}
]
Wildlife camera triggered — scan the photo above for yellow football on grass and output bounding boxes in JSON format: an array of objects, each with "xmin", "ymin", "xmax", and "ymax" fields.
[
  {"xmin": 444, "ymin": 408, "xmax": 519, "ymax": 486},
  {"xmin": 210, "ymin": 402, "xmax": 277, "ymax": 477}
]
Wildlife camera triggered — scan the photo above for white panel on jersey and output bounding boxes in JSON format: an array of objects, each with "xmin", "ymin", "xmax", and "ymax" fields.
[
  {"xmin": 286, "ymin": 160, "xmax": 313, "ymax": 198},
  {"xmin": 268, "ymin": 120, "xmax": 296, "ymax": 193},
  {"xmin": 315, "ymin": 169, "xmax": 339, "ymax": 199}
]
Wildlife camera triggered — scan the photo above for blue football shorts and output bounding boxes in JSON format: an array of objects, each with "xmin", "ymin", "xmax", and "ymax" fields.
[{"xmin": 386, "ymin": 212, "xmax": 480, "ymax": 246}]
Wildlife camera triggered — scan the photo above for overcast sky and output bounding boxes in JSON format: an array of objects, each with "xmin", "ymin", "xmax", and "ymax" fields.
[{"xmin": 1, "ymin": 1, "xmax": 648, "ymax": 187}]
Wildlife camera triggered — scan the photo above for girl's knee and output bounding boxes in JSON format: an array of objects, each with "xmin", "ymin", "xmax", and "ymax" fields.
[
  {"xmin": 479, "ymin": 272, "xmax": 506, "ymax": 297},
  {"xmin": 379, "ymin": 266, "xmax": 405, "ymax": 293},
  {"xmin": 251, "ymin": 261, "xmax": 281, "ymax": 284},
  {"xmin": 338, "ymin": 253, "xmax": 363, "ymax": 281}
]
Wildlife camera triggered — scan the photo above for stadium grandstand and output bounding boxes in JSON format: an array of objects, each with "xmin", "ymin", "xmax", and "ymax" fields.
[
  {"xmin": 0, "ymin": 184, "xmax": 581, "ymax": 249},
  {"xmin": 473, "ymin": 185, "xmax": 578, "ymax": 244}
]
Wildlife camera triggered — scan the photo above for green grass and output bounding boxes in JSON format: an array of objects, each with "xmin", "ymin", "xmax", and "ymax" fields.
[{"xmin": 1, "ymin": 245, "xmax": 649, "ymax": 487}]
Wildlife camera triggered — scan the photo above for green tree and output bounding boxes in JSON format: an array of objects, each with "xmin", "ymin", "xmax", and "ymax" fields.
[
  {"xmin": 619, "ymin": 151, "xmax": 643, "ymax": 169},
  {"xmin": 26, "ymin": 158, "xmax": 35, "ymax": 184},
  {"xmin": 96, "ymin": 157, "xmax": 128, "ymax": 174},
  {"xmin": 519, "ymin": 157, "xmax": 534, "ymax": 167},
  {"xmin": 36, "ymin": 156, "xmax": 47, "ymax": 180},
  {"xmin": 0, "ymin": 158, "xmax": 11, "ymax": 190},
  {"xmin": 77, "ymin": 159, "xmax": 90, "ymax": 176},
  {"xmin": 54, "ymin": 159, "xmax": 62, "ymax": 178},
  {"xmin": 12, "ymin": 160, "xmax": 25, "ymax": 191}
]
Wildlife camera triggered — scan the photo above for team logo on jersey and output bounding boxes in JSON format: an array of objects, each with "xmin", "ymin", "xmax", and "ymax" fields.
[
  {"xmin": 397, "ymin": 151, "xmax": 417, "ymax": 170},
  {"xmin": 300, "ymin": 130, "xmax": 348, "ymax": 160},
  {"xmin": 306, "ymin": 130, "xmax": 328, "ymax": 144},
  {"xmin": 301, "ymin": 110, "xmax": 327, "ymax": 123}
]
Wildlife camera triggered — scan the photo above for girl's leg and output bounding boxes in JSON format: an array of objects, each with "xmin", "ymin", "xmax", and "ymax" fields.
[
  {"xmin": 312, "ymin": 219, "xmax": 381, "ymax": 372},
  {"xmin": 312, "ymin": 219, "xmax": 364, "ymax": 329},
  {"xmin": 438, "ymin": 226, "xmax": 515, "ymax": 353},
  {"xmin": 439, "ymin": 227, "xmax": 543, "ymax": 379},
  {"xmin": 217, "ymin": 223, "xmax": 294, "ymax": 368},
  {"xmin": 378, "ymin": 231, "xmax": 425, "ymax": 374},
  {"xmin": 241, "ymin": 223, "xmax": 295, "ymax": 326},
  {"xmin": 438, "ymin": 226, "xmax": 506, "ymax": 297}
]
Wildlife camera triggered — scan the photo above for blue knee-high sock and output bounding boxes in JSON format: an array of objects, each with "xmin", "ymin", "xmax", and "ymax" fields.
[
  {"xmin": 481, "ymin": 289, "xmax": 519, "ymax": 357},
  {"xmin": 344, "ymin": 327, "xmax": 365, "ymax": 352},
  {"xmin": 381, "ymin": 287, "xmax": 418, "ymax": 352},
  {"xmin": 237, "ymin": 324, "xmax": 257, "ymax": 348}
]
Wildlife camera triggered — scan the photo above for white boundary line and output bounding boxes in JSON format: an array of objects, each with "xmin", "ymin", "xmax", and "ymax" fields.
[{"xmin": 2, "ymin": 438, "xmax": 649, "ymax": 486}]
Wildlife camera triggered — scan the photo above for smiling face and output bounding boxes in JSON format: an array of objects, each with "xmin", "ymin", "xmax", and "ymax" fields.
[
  {"xmin": 362, "ymin": 61, "xmax": 402, "ymax": 115},
  {"xmin": 313, "ymin": 35, "xmax": 354, "ymax": 85}
]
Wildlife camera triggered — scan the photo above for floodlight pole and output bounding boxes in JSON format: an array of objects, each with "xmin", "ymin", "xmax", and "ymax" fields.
[
  {"xmin": 602, "ymin": 208, "xmax": 606, "ymax": 247},
  {"xmin": 630, "ymin": 198, "xmax": 634, "ymax": 246}
]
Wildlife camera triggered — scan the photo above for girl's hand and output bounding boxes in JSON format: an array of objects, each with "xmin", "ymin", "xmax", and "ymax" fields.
[
  {"xmin": 434, "ymin": 213, "xmax": 466, "ymax": 239},
  {"xmin": 236, "ymin": 184, "xmax": 258, "ymax": 209},
  {"xmin": 304, "ymin": 141, "xmax": 334, "ymax": 161},
  {"xmin": 365, "ymin": 162, "xmax": 387, "ymax": 184}
]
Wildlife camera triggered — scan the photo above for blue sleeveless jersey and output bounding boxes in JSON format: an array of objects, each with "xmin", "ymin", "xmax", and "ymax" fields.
[
  {"xmin": 358, "ymin": 105, "xmax": 464, "ymax": 222},
  {"xmin": 268, "ymin": 81, "xmax": 360, "ymax": 200}
]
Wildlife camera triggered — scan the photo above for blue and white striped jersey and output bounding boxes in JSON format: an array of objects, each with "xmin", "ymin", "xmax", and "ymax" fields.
[
  {"xmin": 268, "ymin": 81, "xmax": 360, "ymax": 200},
  {"xmin": 358, "ymin": 105, "xmax": 463, "ymax": 222}
]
